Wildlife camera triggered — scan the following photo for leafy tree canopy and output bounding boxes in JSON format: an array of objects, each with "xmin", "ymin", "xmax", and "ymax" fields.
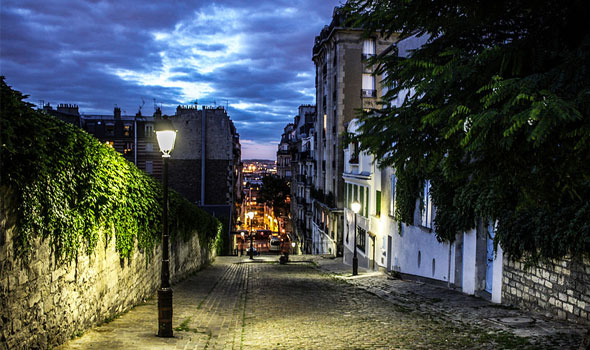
[
  {"xmin": 343, "ymin": 0, "xmax": 590, "ymax": 263},
  {"xmin": 257, "ymin": 175, "xmax": 290, "ymax": 218}
]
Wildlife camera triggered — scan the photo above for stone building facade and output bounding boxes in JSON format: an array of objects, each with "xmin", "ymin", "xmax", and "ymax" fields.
[
  {"xmin": 288, "ymin": 105, "xmax": 316, "ymax": 253},
  {"xmin": 276, "ymin": 124, "xmax": 294, "ymax": 179},
  {"xmin": 311, "ymin": 7, "xmax": 395, "ymax": 256},
  {"xmin": 168, "ymin": 105, "xmax": 241, "ymax": 207}
]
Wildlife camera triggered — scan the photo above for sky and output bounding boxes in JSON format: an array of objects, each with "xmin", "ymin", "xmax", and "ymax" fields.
[{"xmin": 0, "ymin": 0, "xmax": 343, "ymax": 159}]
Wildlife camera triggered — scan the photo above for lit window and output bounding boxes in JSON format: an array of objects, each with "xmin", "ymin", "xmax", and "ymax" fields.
[
  {"xmin": 124, "ymin": 142, "xmax": 133, "ymax": 154},
  {"xmin": 123, "ymin": 124, "xmax": 132, "ymax": 137}
]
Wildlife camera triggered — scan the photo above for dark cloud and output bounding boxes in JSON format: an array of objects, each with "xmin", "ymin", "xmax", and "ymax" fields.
[{"xmin": 0, "ymin": 0, "xmax": 343, "ymax": 158}]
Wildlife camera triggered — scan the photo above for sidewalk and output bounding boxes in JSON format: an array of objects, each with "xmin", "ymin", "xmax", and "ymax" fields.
[{"xmin": 300, "ymin": 254, "xmax": 588, "ymax": 346}]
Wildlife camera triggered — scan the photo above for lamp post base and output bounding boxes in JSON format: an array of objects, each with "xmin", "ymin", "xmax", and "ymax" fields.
[
  {"xmin": 352, "ymin": 256, "xmax": 358, "ymax": 276},
  {"xmin": 157, "ymin": 288, "xmax": 173, "ymax": 337}
]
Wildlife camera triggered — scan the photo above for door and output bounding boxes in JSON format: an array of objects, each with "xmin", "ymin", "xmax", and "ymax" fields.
[
  {"xmin": 387, "ymin": 236, "xmax": 392, "ymax": 271},
  {"xmin": 485, "ymin": 222, "xmax": 495, "ymax": 293}
]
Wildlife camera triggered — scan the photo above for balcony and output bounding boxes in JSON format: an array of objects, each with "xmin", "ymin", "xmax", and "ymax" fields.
[{"xmin": 361, "ymin": 89, "xmax": 376, "ymax": 98}]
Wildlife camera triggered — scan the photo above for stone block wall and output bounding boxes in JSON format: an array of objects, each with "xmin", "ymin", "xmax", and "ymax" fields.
[
  {"xmin": 0, "ymin": 203, "xmax": 213, "ymax": 350},
  {"xmin": 502, "ymin": 257, "xmax": 589, "ymax": 324}
]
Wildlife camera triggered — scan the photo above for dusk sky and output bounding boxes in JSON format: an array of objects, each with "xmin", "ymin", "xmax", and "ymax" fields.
[{"xmin": 0, "ymin": 0, "xmax": 342, "ymax": 159}]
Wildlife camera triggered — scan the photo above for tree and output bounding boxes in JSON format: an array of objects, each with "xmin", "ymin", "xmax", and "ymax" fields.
[
  {"xmin": 257, "ymin": 175, "xmax": 291, "ymax": 218},
  {"xmin": 343, "ymin": 0, "xmax": 590, "ymax": 263}
]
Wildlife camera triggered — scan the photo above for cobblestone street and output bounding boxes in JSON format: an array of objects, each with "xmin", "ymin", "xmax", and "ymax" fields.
[{"xmin": 57, "ymin": 256, "xmax": 585, "ymax": 350}]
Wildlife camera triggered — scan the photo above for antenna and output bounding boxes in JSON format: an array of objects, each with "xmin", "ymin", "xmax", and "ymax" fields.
[{"xmin": 139, "ymin": 97, "xmax": 145, "ymax": 113}]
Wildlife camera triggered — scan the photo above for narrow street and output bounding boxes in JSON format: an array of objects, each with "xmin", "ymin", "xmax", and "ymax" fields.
[{"xmin": 58, "ymin": 256, "xmax": 584, "ymax": 350}]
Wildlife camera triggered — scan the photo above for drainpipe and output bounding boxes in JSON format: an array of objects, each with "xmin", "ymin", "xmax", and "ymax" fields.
[{"xmin": 134, "ymin": 115, "xmax": 137, "ymax": 166}]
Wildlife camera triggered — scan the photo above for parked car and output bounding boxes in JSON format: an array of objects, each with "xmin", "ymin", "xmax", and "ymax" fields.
[{"xmin": 269, "ymin": 237, "xmax": 281, "ymax": 252}]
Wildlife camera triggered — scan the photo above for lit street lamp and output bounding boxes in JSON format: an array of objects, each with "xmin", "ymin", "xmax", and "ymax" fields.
[
  {"xmin": 351, "ymin": 201, "xmax": 361, "ymax": 276},
  {"xmin": 156, "ymin": 116, "xmax": 176, "ymax": 337},
  {"xmin": 247, "ymin": 211, "xmax": 255, "ymax": 259}
]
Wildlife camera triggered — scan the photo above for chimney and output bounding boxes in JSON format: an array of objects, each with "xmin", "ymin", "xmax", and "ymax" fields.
[
  {"xmin": 114, "ymin": 107, "xmax": 121, "ymax": 119},
  {"xmin": 153, "ymin": 107, "xmax": 162, "ymax": 118}
]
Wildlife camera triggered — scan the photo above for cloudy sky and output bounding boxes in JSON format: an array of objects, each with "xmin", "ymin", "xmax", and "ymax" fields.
[{"xmin": 0, "ymin": 0, "xmax": 342, "ymax": 159}]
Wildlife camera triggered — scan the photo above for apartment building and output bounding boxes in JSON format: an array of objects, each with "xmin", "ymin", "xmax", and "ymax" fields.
[
  {"xmin": 288, "ymin": 105, "xmax": 316, "ymax": 253},
  {"xmin": 311, "ymin": 7, "xmax": 395, "ymax": 256}
]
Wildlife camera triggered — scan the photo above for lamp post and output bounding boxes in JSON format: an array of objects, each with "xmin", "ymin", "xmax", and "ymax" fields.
[
  {"xmin": 351, "ymin": 201, "xmax": 361, "ymax": 276},
  {"xmin": 236, "ymin": 219, "xmax": 242, "ymax": 256},
  {"xmin": 247, "ymin": 211, "xmax": 255, "ymax": 259},
  {"xmin": 156, "ymin": 116, "xmax": 177, "ymax": 337}
]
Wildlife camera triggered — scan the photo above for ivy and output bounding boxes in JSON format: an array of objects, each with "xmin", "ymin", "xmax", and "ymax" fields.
[{"xmin": 0, "ymin": 78, "xmax": 221, "ymax": 264}]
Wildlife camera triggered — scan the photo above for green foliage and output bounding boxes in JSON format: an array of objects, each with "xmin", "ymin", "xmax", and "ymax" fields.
[
  {"xmin": 343, "ymin": 0, "xmax": 590, "ymax": 263},
  {"xmin": 257, "ymin": 175, "xmax": 290, "ymax": 217},
  {"xmin": 0, "ymin": 77, "xmax": 221, "ymax": 264}
]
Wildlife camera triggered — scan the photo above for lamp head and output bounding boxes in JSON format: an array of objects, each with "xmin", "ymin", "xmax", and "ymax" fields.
[
  {"xmin": 155, "ymin": 117, "xmax": 177, "ymax": 157},
  {"xmin": 247, "ymin": 211, "xmax": 254, "ymax": 220},
  {"xmin": 351, "ymin": 201, "xmax": 361, "ymax": 214}
]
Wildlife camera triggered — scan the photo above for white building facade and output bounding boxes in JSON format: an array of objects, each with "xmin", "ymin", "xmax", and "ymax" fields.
[{"xmin": 342, "ymin": 33, "xmax": 504, "ymax": 302}]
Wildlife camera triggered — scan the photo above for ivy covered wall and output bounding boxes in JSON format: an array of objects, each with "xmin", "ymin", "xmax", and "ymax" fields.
[
  {"xmin": 0, "ymin": 78, "xmax": 222, "ymax": 349},
  {"xmin": 0, "ymin": 78, "xmax": 221, "ymax": 264}
]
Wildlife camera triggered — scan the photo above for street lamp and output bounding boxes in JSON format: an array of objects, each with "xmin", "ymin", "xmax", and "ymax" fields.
[
  {"xmin": 351, "ymin": 201, "xmax": 361, "ymax": 276},
  {"xmin": 156, "ymin": 116, "xmax": 177, "ymax": 337},
  {"xmin": 247, "ymin": 211, "xmax": 255, "ymax": 259}
]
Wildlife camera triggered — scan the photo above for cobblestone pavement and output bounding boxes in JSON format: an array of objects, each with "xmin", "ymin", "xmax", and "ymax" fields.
[{"xmin": 57, "ymin": 255, "xmax": 586, "ymax": 350}]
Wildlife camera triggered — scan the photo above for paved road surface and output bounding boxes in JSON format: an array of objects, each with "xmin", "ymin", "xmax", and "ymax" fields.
[{"xmin": 57, "ymin": 256, "xmax": 585, "ymax": 350}]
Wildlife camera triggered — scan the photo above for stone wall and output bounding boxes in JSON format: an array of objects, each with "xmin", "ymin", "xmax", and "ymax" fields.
[
  {"xmin": 0, "ymin": 195, "xmax": 213, "ymax": 350},
  {"xmin": 502, "ymin": 257, "xmax": 590, "ymax": 324}
]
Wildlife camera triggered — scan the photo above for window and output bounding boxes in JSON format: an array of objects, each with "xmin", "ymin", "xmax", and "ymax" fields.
[
  {"xmin": 365, "ymin": 189, "xmax": 369, "ymax": 217},
  {"xmin": 123, "ymin": 124, "xmax": 132, "ymax": 137},
  {"xmin": 354, "ymin": 184, "xmax": 358, "ymax": 203},
  {"xmin": 349, "ymin": 141, "xmax": 359, "ymax": 164},
  {"xmin": 348, "ymin": 183, "xmax": 352, "ymax": 208},
  {"xmin": 390, "ymin": 174, "xmax": 397, "ymax": 216},
  {"xmin": 362, "ymin": 39, "xmax": 375, "ymax": 58},
  {"xmin": 86, "ymin": 121, "xmax": 96, "ymax": 133},
  {"xmin": 124, "ymin": 142, "xmax": 133, "ymax": 155},
  {"xmin": 362, "ymin": 74, "xmax": 375, "ymax": 90},
  {"xmin": 146, "ymin": 143, "xmax": 153, "ymax": 152},
  {"xmin": 106, "ymin": 122, "xmax": 115, "ymax": 136},
  {"xmin": 362, "ymin": 74, "xmax": 376, "ymax": 97},
  {"xmin": 145, "ymin": 161, "xmax": 153, "ymax": 174},
  {"xmin": 375, "ymin": 190, "xmax": 381, "ymax": 217},
  {"xmin": 360, "ymin": 186, "xmax": 364, "ymax": 216},
  {"xmin": 145, "ymin": 124, "xmax": 154, "ymax": 136},
  {"xmin": 357, "ymin": 227, "xmax": 366, "ymax": 252},
  {"xmin": 421, "ymin": 180, "xmax": 433, "ymax": 228}
]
